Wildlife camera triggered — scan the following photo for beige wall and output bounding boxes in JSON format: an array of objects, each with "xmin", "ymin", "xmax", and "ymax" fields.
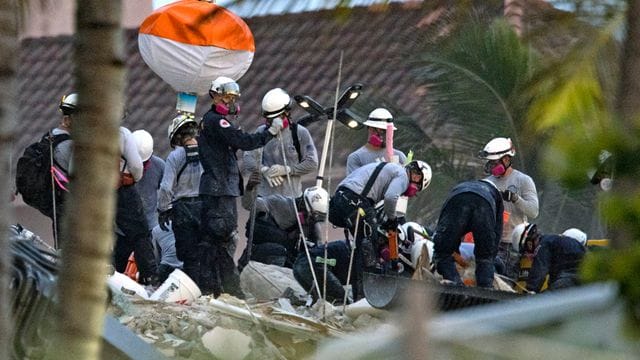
[{"xmin": 21, "ymin": 0, "xmax": 153, "ymax": 39}]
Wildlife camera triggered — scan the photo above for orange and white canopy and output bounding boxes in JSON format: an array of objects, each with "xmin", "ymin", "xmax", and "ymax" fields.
[{"xmin": 138, "ymin": 0, "xmax": 255, "ymax": 95}]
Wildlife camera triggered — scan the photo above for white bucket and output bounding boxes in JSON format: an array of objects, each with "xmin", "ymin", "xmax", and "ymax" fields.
[
  {"xmin": 107, "ymin": 271, "xmax": 150, "ymax": 299},
  {"xmin": 149, "ymin": 269, "xmax": 201, "ymax": 305}
]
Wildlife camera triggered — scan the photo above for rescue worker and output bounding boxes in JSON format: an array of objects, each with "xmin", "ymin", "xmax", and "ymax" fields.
[
  {"xmin": 479, "ymin": 137, "xmax": 538, "ymax": 278},
  {"xmin": 243, "ymin": 88, "xmax": 318, "ymax": 197},
  {"xmin": 515, "ymin": 224, "xmax": 587, "ymax": 292},
  {"xmin": 346, "ymin": 108, "xmax": 407, "ymax": 175},
  {"xmin": 198, "ymin": 77, "xmax": 283, "ymax": 298},
  {"xmin": 132, "ymin": 129, "xmax": 175, "ymax": 281},
  {"xmin": 114, "ymin": 125, "xmax": 158, "ymax": 285},
  {"xmin": 293, "ymin": 222, "xmax": 432, "ymax": 304},
  {"xmin": 432, "ymin": 179, "xmax": 504, "ymax": 288},
  {"xmin": 239, "ymin": 177, "xmax": 329, "ymax": 268},
  {"xmin": 328, "ymin": 160, "xmax": 432, "ymax": 300},
  {"xmin": 157, "ymin": 114, "xmax": 204, "ymax": 286},
  {"xmin": 50, "ymin": 93, "xmax": 77, "ymax": 244}
]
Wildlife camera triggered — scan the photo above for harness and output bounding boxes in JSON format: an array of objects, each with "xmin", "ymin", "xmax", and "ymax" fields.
[{"xmin": 176, "ymin": 144, "xmax": 200, "ymax": 184}]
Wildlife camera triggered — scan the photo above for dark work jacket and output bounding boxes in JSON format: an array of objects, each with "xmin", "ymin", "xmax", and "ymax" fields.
[
  {"xmin": 444, "ymin": 179, "xmax": 504, "ymax": 241},
  {"xmin": 198, "ymin": 107, "xmax": 273, "ymax": 196},
  {"xmin": 526, "ymin": 234, "xmax": 586, "ymax": 292},
  {"xmin": 304, "ymin": 240, "xmax": 351, "ymax": 284}
]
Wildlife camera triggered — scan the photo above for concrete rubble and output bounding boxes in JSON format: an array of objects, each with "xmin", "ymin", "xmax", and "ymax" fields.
[{"xmin": 107, "ymin": 261, "xmax": 389, "ymax": 359}]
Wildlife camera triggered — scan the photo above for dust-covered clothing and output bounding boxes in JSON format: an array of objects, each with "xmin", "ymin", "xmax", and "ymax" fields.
[
  {"xmin": 526, "ymin": 234, "xmax": 586, "ymax": 292},
  {"xmin": 485, "ymin": 169, "xmax": 538, "ymax": 243},
  {"xmin": 432, "ymin": 180, "xmax": 504, "ymax": 288},
  {"xmin": 346, "ymin": 146, "xmax": 406, "ymax": 175},
  {"xmin": 243, "ymin": 123, "xmax": 318, "ymax": 197}
]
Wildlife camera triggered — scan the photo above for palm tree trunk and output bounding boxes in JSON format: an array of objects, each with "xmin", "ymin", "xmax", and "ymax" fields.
[
  {"xmin": 47, "ymin": 1, "xmax": 124, "ymax": 359},
  {"xmin": 0, "ymin": 2, "xmax": 18, "ymax": 359},
  {"xmin": 611, "ymin": 0, "xmax": 640, "ymax": 250}
]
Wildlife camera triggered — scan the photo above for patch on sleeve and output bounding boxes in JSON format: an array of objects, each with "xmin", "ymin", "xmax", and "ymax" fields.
[{"xmin": 219, "ymin": 119, "xmax": 231, "ymax": 128}]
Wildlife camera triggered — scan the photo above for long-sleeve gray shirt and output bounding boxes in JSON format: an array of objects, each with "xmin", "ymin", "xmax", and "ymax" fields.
[
  {"xmin": 136, "ymin": 155, "xmax": 164, "ymax": 228},
  {"xmin": 346, "ymin": 145, "xmax": 406, "ymax": 175},
  {"xmin": 243, "ymin": 123, "xmax": 318, "ymax": 197},
  {"xmin": 158, "ymin": 146, "xmax": 203, "ymax": 212},
  {"xmin": 337, "ymin": 162, "xmax": 409, "ymax": 220},
  {"xmin": 119, "ymin": 127, "xmax": 143, "ymax": 182},
  {"xmin": 485, "ymin": 169, "xmax": 539, "ymax": 242},
  {"xmin": 51, "ymin": 127, "xmax": 72, "ymax": 173}
]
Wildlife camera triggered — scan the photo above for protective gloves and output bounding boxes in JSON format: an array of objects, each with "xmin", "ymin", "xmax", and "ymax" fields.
[
  {"xmin": 267, "ymin": 164, "xmax": 291, "ymax": 178},
  {"xmin": 267, "ymin": 117, "xmax": 284, "ymax": 136},
  {"xmin": 261, "ymin": 166, "xmax": 283, "ymax": 187},
  {"xmin": 501, "ymin": 190, "xmax": 519, "ymax": 203},
  {"xmin": 158, "ymin": 208, "xmax": 173, "ymax": 231},
  {"xmin": 246, "ymin": 170, "xmax": 262, "ymax": 190}
]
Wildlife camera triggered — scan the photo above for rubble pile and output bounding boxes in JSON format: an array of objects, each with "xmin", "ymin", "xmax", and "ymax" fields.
[{"xmin": 108, "ymin": 262, "xmax": 389, "ymax": 359}]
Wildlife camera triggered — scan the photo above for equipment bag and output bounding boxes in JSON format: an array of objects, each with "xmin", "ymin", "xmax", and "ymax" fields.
[{"xmin": 16, "ymin": 132, "xmax": 70, "ymax": 218}]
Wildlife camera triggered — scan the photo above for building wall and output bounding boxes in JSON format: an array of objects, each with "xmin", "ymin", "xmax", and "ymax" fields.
[{"xmin": 21, "ymin": 0, "xmax": 153, "ymax": 39}]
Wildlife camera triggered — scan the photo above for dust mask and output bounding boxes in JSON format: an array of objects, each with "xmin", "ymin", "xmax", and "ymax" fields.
[
  {"xmin": 368, "ymin": 133, "xmax": 384, "ymax": 148},
  {"xmin": 404, "ymin": 183, "xmax": 419, "ymax": 197}
]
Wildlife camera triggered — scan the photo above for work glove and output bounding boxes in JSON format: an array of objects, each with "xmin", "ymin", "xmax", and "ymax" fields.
[
  {"xmin": 246, "ymin": 170, "xmax": 262, "ymax": 190},
  {"xmin": 267, "ymin": 164, "xmax": 291, "ymax": 178},
  {"xmin": 501, "ymin": 190, "xmax": 519, "ymax": 203},
  {"xmin": 261, "ymin": 166, "xmax": 283, "ymax": 187},
  {"xmin": 267, "ymin": 117, "xmax": 284, "ymax": 136},
  {"xmin": 158, "ymin": 208, "xmax": 173, "ymax": 232}
]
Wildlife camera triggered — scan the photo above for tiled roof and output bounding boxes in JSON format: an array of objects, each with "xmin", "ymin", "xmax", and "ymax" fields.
[{"xmin": 13, "ymin": 3, "xmax": 437, "ymax": 164}]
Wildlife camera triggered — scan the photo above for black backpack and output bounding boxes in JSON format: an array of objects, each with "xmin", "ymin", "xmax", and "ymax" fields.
[{"xmin": 16, "ymin": 132, "xmax": 70, "ymax": 218}]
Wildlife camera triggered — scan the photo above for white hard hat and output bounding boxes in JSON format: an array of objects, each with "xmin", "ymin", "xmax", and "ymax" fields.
[
  {"xmin": 405, "ymin": 160, "xmax": 432, "ymax": 191},
  {"xmin": 397, "ymin": 222, "xmax": 434, "ymax": 269},
  {"xmin": 562, "ymin": 228, "xmax": 587, "ymax": 246},
  {"xmin": 167, "ymin": 114, "xmax": 197, "ymax": 145},
  {"xmin": 262, "ymin": 88, "xmax": 292, "ymax": 118},
  {"xmin": 479, "ymin": 137, "xmax": 516, "ymax": 160},
  {"xmin": 303, "ymin": 186, "xmax": 329, "ymax": 218},
  {"xmin": 59, "ymin": 93, "xmax": 78, "ymax": 115},
  {"xmin": 511, "ymin": 222, "xmax": 529, "ymax": 252},
  {"xmin": 132, "ymin": 130, "xmax": 154, "ymax": 162},
  {"xmin": 210, "ymin": 76, "xmax": 240, "ymax": 96},
  {"xmin": 363, "ymin": 108, "xmax": 396, "ymax": 130}
]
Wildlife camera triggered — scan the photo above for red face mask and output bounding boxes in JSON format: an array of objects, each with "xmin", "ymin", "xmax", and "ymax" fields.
[
  {"xmin": 368, "ymin": 133, "xmax": 384, "ymax": 147},
  {"xmin": 266, "ymin": 116, "xmax": 289, "ymax": 129},
  {"xmin": 491, "ymin": 163, "xmax": 506, "ymax": 177},
  {"xmin": 215, "ymin": 102, "xmax": 240, "ymax": 115},
  {"xmin": 404, "ymin": 183, "xmax": 420, "ymax": 197}
]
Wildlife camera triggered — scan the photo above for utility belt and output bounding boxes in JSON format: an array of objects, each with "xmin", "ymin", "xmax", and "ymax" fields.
[{"xmin": 335, "ymin": 186, "xmax": 374, "ymax": 209}]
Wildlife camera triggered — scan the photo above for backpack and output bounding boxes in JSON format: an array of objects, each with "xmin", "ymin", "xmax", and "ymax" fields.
[{"xmin": 16, "ymin": 132, "xmax": 70, "ymax": 218}]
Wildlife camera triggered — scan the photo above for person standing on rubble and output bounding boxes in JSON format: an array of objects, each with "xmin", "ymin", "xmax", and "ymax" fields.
[
  {"xmin": 514, "ymin": 224, "xmax": 587, "ymax": 292},
  {"xmin": 243, "ymin": 88, "xmax": 318, "ymax": 197},
  {"xmin": 479, "ymin": 137, "xmax": 538, "ymax": 278},
  {"xmin": 157, "ymin": 114, "xmax": 203, "ymax": 285},
  {"xmin": 346, "ymin": 108, "xmax": 406, "ymax": 175},
  {"xmin": 113, "ymin": 124, "xmax": 159, "ymax": 285},
  {"xmin": 432, "ymin": 179, "xmax": 504, "ymax": 288},
  {"xmin": 328, "ymin": 160, "xmax": 432, "ymax": 300},
  {"xmin": 198, "ymin": 77, "xmax": 283, "ymax": 298}
]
